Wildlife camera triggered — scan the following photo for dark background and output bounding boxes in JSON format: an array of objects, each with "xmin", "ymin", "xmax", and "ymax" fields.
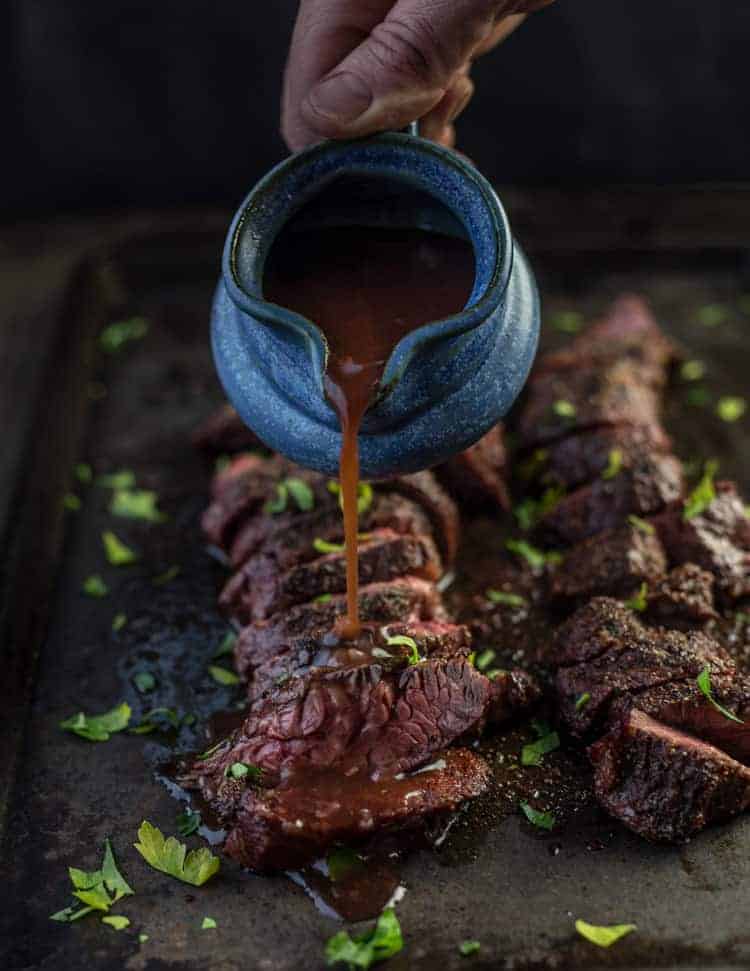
[{"xmin": 4, "ymin": 0, "xmax": 750, "ymax": 217}]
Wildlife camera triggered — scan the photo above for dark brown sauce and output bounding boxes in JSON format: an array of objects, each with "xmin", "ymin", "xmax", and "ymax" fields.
[{"xmin": 265, "ymin": 226, "xmax": 474, "ymax": 637}]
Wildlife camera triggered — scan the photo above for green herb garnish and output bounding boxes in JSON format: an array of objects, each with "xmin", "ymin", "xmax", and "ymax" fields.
[
  {"xmin": 60, "ymin": 703, "xmax": 131, "ymax": 742},
  {"xmin": 97, "ymin": 469, "xmax": 136, "ymax": 489},
  {"xmin": 520, "ymin": 801, "xmax": 555, "ymax": 830},
  {"xmin": 683, "ymin": 460, "xmax": 718, "ymax": 520},
  {"xmin": 284, "ymin": 477, "xmax": 315, "ymax": 512},
  {"xmin": 152, "ymin": 565, "xmax": 180, "ymax": 586},
  {"xmin": 486, "ymin": 589, "xmax": 527, "ymax": 608},
  {"xmin": 575, "ymin": 692, "xmax": 591, "ymax": 711},
  {"xmin": 475, "ymin": 649, "xmax": 496, "ymax": 672},
  {"xmin": 717, "ymin": 396, "xmax": 746, "ymax": 422},
  {"xmin": 314, "ymin": 593, "xmax": 333, "ymax": 604},
  {"xmin": 459, "ymin": 939, "xmax": 481, "ymax": 956},
  {"xmin": 553, "ymin": 399, "xmax": 577, "ymax": 419},
  {"xmin": 686, "ymin": 386, "xmax": 711, "ymax": 408},
  {"xmin": 697, "ymin": 667, "xmax": 744, "ymax": 724},
  {"xmin": 313, "ymin": 537, "xmax": 344, "ymax": 554},
  {"xmin": 75, "ymin": 462, "xmax": 93, "ymax": 484},
  {"xmin": 134, "ymin": 821, "xmax": 220, "ymax": 887},
  {"xmin": 110, "ymin": 488, "xmax": 165, "ymax": 522},
  {"xmin": 601, "ymin": 448, "xmax": 623, "ymax": 480},
  {"xmin": 521, "ymin": 731, "xmax": 560, "ymax": 767},
  {"xmin": 130, "ymin": 707, "xmax": 181, "ymax": 734},
  {"xmin": 575, "ymin": 919, "xmax": 636, "ymax": 948},
  {"xmin": 83, "ymin": 574, "xmax": 108, "ymax": 598},
  {"xmin": 265, "ymin": 482, "xmax": 288, "ymax": 514},
  {"xmin": 506, "ymin": 539, "xmax": 560, "ymax": 570},
  {"xmin": 627, "ymin": 514, "xmax": 654, "ymax": 535},
  {"xmin": 325, "ymin": 908, "xmax": 403, "ymax": 969},
  {"xmin": 138, "ymin": 933, "xmax": 149, "ymax": 943},
  {"xmin": 100, "ymin": 316, "xmax": 149, "ymax": 353},
  {"xmin": 102, "ymin": 530, "xmax": 139, "ymax": 566},
  {"xmin": 680, "ymin": 359, "xmax": 705, "ymax": 382},
  {"xmin": 177, "ymin": 808, "xmax": 201, "ymax": 837},
  {"xmin": 102, "ymin": 915, "xmax": 130, "ymax": 930},
  {"xmin": 549, "ymin": 310, "xmax": 583, "ymax": 333},
  {"xmin": 50, "ymin": 838, "xmax": 133, "ymax": 922},
  {"xmin": 624, "ymin": 582, "xmax": 648, "ymax": 612},
  {"xmin": 327, "ymin": 479, "xmax": 374, "ymax": 515},
  {"xmin": 225, "ymin": 761, "xmax": 263, "ymax": 781},
  {"xmin": 514, "ymin": 486, "xmax": 564, "ymax": 530},
  {"xmin": 385, "ymin": 634, "xmax": 421, "ymax": 665},
  {"xmin": 208, "ymin": 665, "xmax": 240, "ymax": 686},
  {"xmin": 133, "ymin": 671, "xmax": 156, "ymax": 694},
  {"xmin": 63, "ymin": 493, "xmax": 81, "ymax": 511},
  {"xmin": 112, "ymin": 612, "xmax": 127, "ymax": 632},
  {"xmin": 696, "ymin": 304, "xmax": 728, "ymax": 327},
  {"xmin": 213, "ymin": 630, "xmax": 237, "ymax": 658},
  {"xmin": 201, "ymin": 917, "xmax": 217, "ymax": 930}
]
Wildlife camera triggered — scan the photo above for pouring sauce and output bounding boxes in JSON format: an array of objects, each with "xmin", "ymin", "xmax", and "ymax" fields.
[{"xmin": 265, "ymin": 225, "xmax": 474, "ymax": 638}]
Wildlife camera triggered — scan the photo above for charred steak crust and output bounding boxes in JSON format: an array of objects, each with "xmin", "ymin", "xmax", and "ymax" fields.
[{"xmin": 435, "ymin": 425, "xmax": 511, "ymax": 512}]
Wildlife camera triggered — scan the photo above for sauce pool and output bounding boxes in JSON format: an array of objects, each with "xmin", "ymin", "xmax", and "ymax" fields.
[{"xmin": 265, "ymin": 226, "xmax": 474, "ymax": 638}]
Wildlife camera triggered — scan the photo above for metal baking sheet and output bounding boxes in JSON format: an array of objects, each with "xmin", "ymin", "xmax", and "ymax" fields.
[{"xmin": 2, "ymin": 197, "xmax": 750, "ymax": 970}]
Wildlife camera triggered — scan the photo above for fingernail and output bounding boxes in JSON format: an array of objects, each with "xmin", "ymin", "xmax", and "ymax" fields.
[{"xmin": 306, "ymin": 73, "xmax": 373, "ymax": 125}]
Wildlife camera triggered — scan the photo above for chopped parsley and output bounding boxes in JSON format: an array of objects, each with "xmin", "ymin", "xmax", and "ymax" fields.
[
  {"xmin": 486, "ymin": 589, "xmax": 527, "ymax": 608},
  {"xmin": 201, "ymin": 917, "xmax": 217, "ymax": 930},
  {"xmin": 102, "ymin": 530, "xmax": 138, "ymax": 566},
  {"xmin": 83, "ymin": 574, "xmax": 108, "ymax": 598},
  {"xmin": 574, "ymin": 919, "xmax": 636, "ymax": 948},
  {"xmin": 717, "ymin": 396, "xmax": 746, "ymax": 422},
  {"xmin": 549, "ymin": 310, "xmax": 583, "ymax": 333},
  {"xmin": 385, "ymin": 634, "xmax": 421, "ymax": 665},
  {"xmin": 60, "ymin": 703, "xmax": 131, "ymax": 742},
  {"xmin": 133, "ymin": 671, "xmax": 156, "ymax": 694},
  {"xmin": 575, "ymin": 692, "xmax": 591, "ymax": 711},
  {"xmin": 313, "ymin": 537, "xmax": 344, "ymax": 554},
  {"xmin": 75, "ymin": 462, "xmax": 93, "ymax": 484},
  {"xmin": 518, "ymin": 448, "xmax": 549, "ymax": 481},
  {"xmin": 50, "ymin": 838, "xmax": 133, "ymax": 923},
  {"xmin": 100, "ymin": 316, "xmax": 149, "ymax": 353},
  {"xmin": 459, "ymin": 939, "xmax": 481, "ymax": 956},
  {"xmin": 514, "ymin": 485, "xmax": 564, "ymax": 530},
  {"xmin": 225, "ymin": 761, "xmax": 263, "ymax": 781},
  {"xmin": 177, "ymin": 808, "xmax": 202, "ymax": 837},
  {"xmin": 208, "ymin": 665, "xmax": 240, "ymax": 686},
  {"xmin": 63, "ymin": 493, "xmax": 81, "ymax": 511},
  {"xmin": 152, "ymin": 565, "xmax": 180, "ymax": 586},
  {"xmin": 506, "ymin": 539, "xmax": 561, "ymax": 571},
  {"xmin": 314, "ymin": 593, "xmax": 333, "ymax": 604},
  {"xmin": 686, "ymin": 386, "xmax": 711, "ymax": 408},
  {"xmin": 601, "ymin": 448, "xmax": 623, "ymax": 480},
  {"xmin": 520, "ymin": 801, "xmax": 555, "ymax": 830},
  {"xmin": 325, "ymin": 908, "xmax": 403, "ymax": 969},
  {"xmin": 697, "ymin": 667, "xmax": 744, "ymax": 724},
  {"xmin": 130, "ymin": 707, "xmax": 181, "ymax": 734},
  {"xmin": 134, "ymin": 821, "xmax": 220, "ymax": 886},
  {"xmin": 627, "ymin": 514, "xmax": 654, "ymax": 535},
  {"xmin": 696, "ymin": 303, "xmax": 728, "ymax": 327},
  {"xmin": 552, "ymin": 399, "xmax": 577, "ymax": 419},
  {"xmin": 475, "ymin": 649, "xmax": 496, "ymax": 672},
  {"xmin": 112, "ymin": 612, "xmax": 127, "ymax": 632},
  {"xmin": 102, "ymin": 915, "xmax": 130, "ymax": 930},
  {"xmin": 97, "ymin": 469, "xmax": 136, "ymax": 489},
  {"xmin": 683, "ymin": 460, "xmax": 718, "ymax": 520},
  {"xmin": 138, "ymin": 933, "xmax": 149, "ymax": 943},
  {"xmin": 328, "ymin": 479, "xmax": 374, "ymax": 515},
  {"xmin": 213, "ymin": 630, "xmax": 237, "ymax": 658},
  {"xmin": 110, "ymin": 488, "xmax": 165, "ymax": 522},
  {"xmin": 624, "ymin": 582, "xmax": 648, "ymax": 612},
  {"xmin": 680, "ymin": 359, "xmax": 705, "ymax": 382},
  {"xmin": 266, "ymin": 476, "xmax": 315, "ymax": 514},
  {"xmin": 521, "ymin": 730, "xmax": 560, "ymax": 767}
]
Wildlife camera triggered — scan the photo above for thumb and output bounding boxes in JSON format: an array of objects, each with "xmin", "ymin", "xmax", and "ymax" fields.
[{"xmin": 301, "ymin": 0, "xmax": 513, "ymax": 139}]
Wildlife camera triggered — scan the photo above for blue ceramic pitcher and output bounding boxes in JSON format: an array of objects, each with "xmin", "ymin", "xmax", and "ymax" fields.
[{"xmin": 211, "ymin": 129, "xmax": 539, "ymax": 479}]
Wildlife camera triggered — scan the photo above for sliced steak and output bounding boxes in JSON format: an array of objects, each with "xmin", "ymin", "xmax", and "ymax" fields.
[
  {"xmin": 536, "ymin": 454, "xmax": 684, "ymax": 546},
  {"xmin": 549, "ymin": 523, "xmax": 667, "ymax": 603},
  {"xmin": 233, "ymin": 578, "xmax": 445, "ymax": 678},
  {"xmin": 186, "ymin": 657, "xmax": 490, "ymax": 786},
  {"xmin": 220, "ymin": 528, "xmax": 443, "ymax": 623},
  {"xmin": 655, "ymin": 481, "xmax": 750, "ymax": 601},
  {"xmin": 436, "ymin": 425, "xmax": 511, "ymax": 512},
  {"xmin": 379, "ymin": 471, "xmax": 460, "ymax": 565},
  {"xmin": 211, "ymin": 748, "xmax": 491, "ymax": 872},
  {"xmin": 202, "ymin": 453, "xmax": 285, "ymax": 549},
  {"xmin": 645, "ymin": 563, "xmax": 717, "ymax": 628},
  {"xmin": 540, "ymin": 423, "xmax": 673, "ymax": 491},
  {"xmin": 487, "ymin": 669, "xmax": 542, "ymax": 724},
  {"xmin": 193, "ymin": 403, "xmax": 266, "ymax": 455},
  {"xmin": 554, "ymin": 597, "xmax": 643, "ymax": 667},
  {"xmin": 589, "ymin": 709, "xmax": 750, "ymax": 842}
]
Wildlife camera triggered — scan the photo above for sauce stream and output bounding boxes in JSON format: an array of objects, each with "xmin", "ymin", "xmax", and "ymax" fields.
[{"xmin": 265, "ymin": 226, "xmax": 474, "ymax": 637}]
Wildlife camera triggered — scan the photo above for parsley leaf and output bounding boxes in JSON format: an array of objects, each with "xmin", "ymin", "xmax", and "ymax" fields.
[
  {"xmin": 506, "ymin": 539, "xmax": 561, "ymax": 571},
  {"xmin": 51, "ymin": 839, "xmax": 133, "ymax": 922},
  {"xmin": 717, "ymin": 396, "xmax": 746, "ymax": 422},
  {"xmin": 133, "ymin": 671, "xmax": 156, "ymax": 694},
  {"xmin": 627, "ymin": 514, "xmax": 654, "ymax": 535},
  {"xmin": 110, "ymin": 488, "xmax": 165, "ymax": 522},
  {"xmin": 486, "ymin": 589, "xmax": 527, "ymax": 608},
  {"xmin": 549, "ymin": 310, "xmax": 583, "ymax": 333},
  {"xmin": 327, "ymin": 479, "xmax": 374, "ymax": 515},
  {"xmin": 521, "ymin": 731, "xmax": 560, "ymax": 767},
  {"xmin": 601, "ymin": 448, "xmax": 623, "ymax": 480},
  {"xmin": 325, "ymin": 908, "xmax": 403, "ymax": 968},
  {"xmin": 680, "ymin": 359, "xmax": 705, "ymax": 382},
  {"xmin": 624, "ymin": 582, "xmax": 648, "ymax": 612},
  {"xmin": 130, "ymin": 707, "xmax": 181, "ymax": 734},
  {"xmin": 459, "ymin": 939, "xmax": 481, "ymax": 956},
  {"xmin": 314, "ymin": 593, "xmax": 333, "ymax": 604},
  {"xmin": 575, "ymin": 919, "xmax": 636, "ymax": 948},
  {"xmin": 152, "ymin": 565, "xmax": 180, "ymax": 586},
  {"xmin": 201, "ymin": 917, "xmax": 217, "ymax": 930},
  {"xmin": 97, "ymin": 469, "xmax": 136, "ymax": 489},
  {"xmin": 575, "ymin": 692, "xmax": 591, "ymax": 711},
  {"xmin": 208, "ymin": 665, "xmax": 241, "ymax": 686},
  {"xmin": 100, "ymin": 316, "xmax": 149, "ymax": 353},
  {"xmin": 83, "ymin": 575, "xmax": 108, "ymax": 598},
  {"xmin": 285, "ymin": 477, "xmax": 315, "ymax": 511},
  {"xmin": 213, "ymin": 630, "xmax": 237, "ymax": 658},
  {"xmin": 520, "ymin": 801, "xmax": 555, "ymax": 830},
  {"xmin": 697, "ymin": 667, "xmax": 744, "ymax": 724},
  {"xmin": 63, "ymin": 493, "xmax": 82, "ymax": 511},
  {"xmin": 102, "ymin": 915, "xmax": 130, "ymax": 930},
  {"xmin": 265, "ymin": 482, "xmax": 288, "ymax": 514},
  {"xmin": 553, "ymin": 399, "xmax": 577, "ymax": 419},
  {"xmin": 112, "ymin": 612, "xmax": 127, "ymax": 632},
  {"xmin": 385, "ymin": 634, "xmax": 421, "ymax": 665},
  {"xmin": 177, "ymin": 808, "xmax": 201, "ymax": 837},
  {"xmin": 313, "ymin": 537, "xmax": 344, "ymax": 554},
  {"xmin": 102, "ymin": 530, "xmax": 139, "ymax": 566},
  {"xmin": 75, "ymin": 463, "xmax": 93, "ymax": 484},
  {"xmin": 514, "ymin": 486, "xmax": 564, "ymax": 531},
  {"xmin": 60, "ymin": 703, "xmax": 131, "ymax": 742},
  {"xmin": 225, "ymin": 761, "xmax": 263, "ymax": 781},
  {"xmin": 696, "ymin": 303, "xmax": 728, "ymax": 327},
  {"xmin": 683, "ymin": 460, "xmax": 718, "ymax": 520},
  {"xmin": 134, "ymin": 820, "xmax": 220, "ymax": 886},
  {"xmin": 475, "ymin": 649, "xmax": 496, "ymax": 672}
]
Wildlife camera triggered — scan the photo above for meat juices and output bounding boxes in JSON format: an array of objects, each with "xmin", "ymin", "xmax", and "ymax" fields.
[{"xmin": 264, "ymin": 226, "xmax": 475, "ymax": 637}]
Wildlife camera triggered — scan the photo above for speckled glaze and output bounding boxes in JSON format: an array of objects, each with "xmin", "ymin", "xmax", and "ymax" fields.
[{"xmin": 211, "ymin": 131, "xmax": 540, "ymax": 478}]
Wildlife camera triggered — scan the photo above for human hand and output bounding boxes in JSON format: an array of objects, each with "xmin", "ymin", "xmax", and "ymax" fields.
[{"xmin": 281, "ymin": 0, "xmax": 555, "ymax": 152}]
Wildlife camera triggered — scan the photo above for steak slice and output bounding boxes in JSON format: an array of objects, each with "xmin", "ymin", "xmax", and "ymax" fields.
[
  {"xmin": 645, "ymin": 563, "xmax": 717, "ymax": 628},
  {"xmin": 554, "ymin": 597, "xmax": 643, "ymax": 667},
  {"xmin": 536, "ymin": 454, "xmax": 684, "ymax": 546},
  {"xmin": 540, "ymin": 423, "xmax": 673, "ymax": 491},
  {"xmin": 487, "ymin": 669, "xmax": 542, "ymax": 724},
  {"xmin": 187, "ymin": 657, "xmax": 490, "ymax": 786},
  {"xmin": 193, "ymin": 403, "xmax": 266, "ymax": 455},
  {"xmin": 436, "ymin": 425, "xmax": 511, "ymax": 512},
  {"xmin": 220, "ymin": 528, "xmax": 443, "ymax": 623},
  {"xmin": 589, "ymin": 709, "xmax": 750, "ymax": 842},
  {"xmin": 201, "ymin": 453, "xmax": 285, "ymax": 549},
  {"xmin": 655, "ymin": 481, "xmax": 750, "ymax": 601},
  {"xmin": 233, "ymin": 578, "xmax": 445, "ymax": 679},
  {"xmin": 380, "ymin": 471, "xmax": 460, "ymax": 565},
  {"xmin": 211, "ymin": 748, "xmax": 491, "ymax": 872},
  {"xmin": 244, "ymin": 621, "xmax": 473, "ymax": 701},
  {"xmin": 549, "ymin": 523, "xmax": 667, "ymax": 603}
]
